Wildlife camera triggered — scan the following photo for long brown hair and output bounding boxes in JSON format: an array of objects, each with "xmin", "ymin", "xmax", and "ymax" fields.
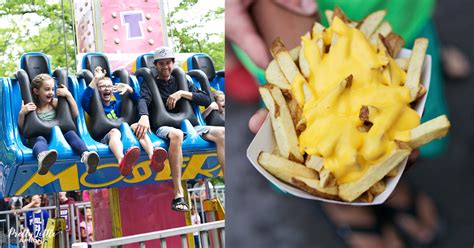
[{"xmin": 31, "ymin": 73, "xmax": 53, "ymax": 106}]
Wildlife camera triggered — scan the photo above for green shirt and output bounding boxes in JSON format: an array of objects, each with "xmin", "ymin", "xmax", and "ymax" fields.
[
  {"xmin": 317, "ymin": 0, "xmax": 434, "ymax": 43},
  {"xmin": 37, "ymin": 108, "xmax": 56, "ymax": 121}
]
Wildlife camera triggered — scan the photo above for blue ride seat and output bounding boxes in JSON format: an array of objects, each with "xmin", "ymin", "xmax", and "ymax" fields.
[
  {"xmin": 134, "ymin": 54, "xmax": 215, "ymax": 153},
  {"xmin": 185, "ymin": 53, "xmax": 224, "ymax": 92},
  {"xmin": 11, "ymin": 53, "xmax": 87, "ymax": 162},
  {"xmin": 75, "ymin": 53, "xmax": 142, "ymax": 156},
  {"xmin": 185, "ymin": 54, "xmax": 225, "ymax": 126}
]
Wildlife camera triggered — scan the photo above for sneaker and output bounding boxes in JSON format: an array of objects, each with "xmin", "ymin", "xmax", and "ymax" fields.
[
  {"xmin": 150, "ymin": 147, "xmax": 168, "ymax": 173},
  {"xmin": 37, "ymin": 150, "xmax": 58, "ymax": 175},
  {"xmin": 81, "ymin": 151, "xmax": 100, "ymax": 174},
  {"xmin": 119, "ymin": 146, "xmax": 140, "ymax": 176}
]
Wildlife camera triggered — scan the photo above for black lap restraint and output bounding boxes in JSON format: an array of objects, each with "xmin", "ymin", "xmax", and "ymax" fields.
[
  {"xmin": 77, "ymin": 53, "xmax": 138, "ymax": 141},
  {"xmin": 135, "ymin": 67, "xmax": 198, "ymax": 130},
  {"xmin": 16, "ymin": 53, "xmax": 76, "ymax": 139},
  {"xmin": 187, "ymin": 70, "xmax": 224, "ymax": 126}
]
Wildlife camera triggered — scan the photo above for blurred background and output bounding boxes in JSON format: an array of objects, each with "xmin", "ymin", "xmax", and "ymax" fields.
[{"xmin": 226, "ymin": 0, "xmax": 474, "ymax": 247}]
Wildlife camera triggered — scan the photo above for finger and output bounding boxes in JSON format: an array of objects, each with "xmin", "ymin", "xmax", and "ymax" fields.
[
  {"xmin": 406, "ymin": 149, "xmax": 420, "ymax": 170},
  {"xmin": 272, "ymin": 0, "xmax": 317, "ymax": 16},
  {"xmin": 134, "ymin": 126, "xmax": 141, "ymax": 137},
  {"xmin": 249, "ymin": 108, "xmax": 269, "ymax": 134},
  {"xmin": 226, "ymin": 1, "xmax": 270, "ymax": 68},
  {"xmin": 138, "ymin": 126, "xmax": 144, "ymax": 139}
]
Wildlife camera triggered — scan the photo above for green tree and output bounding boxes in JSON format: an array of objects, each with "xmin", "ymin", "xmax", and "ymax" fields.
[
  {"xmin": 168, "ymin": 0, "xmax": 224, "ymax": 70},
  {"xmin": 0, "ymin": 0, "xmax": 75, "ymax": 77}
]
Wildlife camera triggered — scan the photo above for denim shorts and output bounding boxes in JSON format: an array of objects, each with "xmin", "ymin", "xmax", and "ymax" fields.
[{"xmin": 155, "ymin": 126, "xmax": 210, "ymax": 140}]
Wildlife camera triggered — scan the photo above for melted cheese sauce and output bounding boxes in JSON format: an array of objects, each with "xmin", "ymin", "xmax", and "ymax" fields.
[{"xmin": 296, "ymin": 17, "xmax": 419, "ymax": 184}]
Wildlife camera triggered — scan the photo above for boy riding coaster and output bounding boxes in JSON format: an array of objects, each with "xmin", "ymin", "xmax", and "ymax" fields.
[{"xmin": 81, "ymin": 66, "xmax": 167, "ymax": 176}]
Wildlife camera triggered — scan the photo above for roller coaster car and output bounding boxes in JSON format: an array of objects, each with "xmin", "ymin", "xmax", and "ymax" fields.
[
  {"xmin": 185, "ymin": 54, "xmax": 225, "ymax": 127},
  {"xmin": 134, "ymin": 54, "xmax": 215, "ymax": 152}
]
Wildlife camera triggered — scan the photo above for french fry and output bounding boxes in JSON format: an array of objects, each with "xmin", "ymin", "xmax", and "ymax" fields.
[
  {"xmin": 312, "ymin": 22, "xmax": 325, "ymax": 52},
  {"xmin": 259, "ymin": 85, "xmax": 304, "ymax": 163},
  {"xmin": 299, "ymin": 32, "xmax": 311, "ymax": 78},
  {"xmin": 325, "ymin": 10, "xmax": 334, "ymax": 25},
  {"xmin": 394, "ymin": 115, "xmax": 450, "ymax": 149},
  {"xmin": 265, "ymin": 60, "xmax": 291, "ymax": 90},
  {"xmin": 273, "ymin": 85, "xmax": 305, "ymax": 162},
  {"xmin": 292, "ymin": 176, "xmax": 339, "ymax": 200},
  {"xmin": 271, "ymin": 38, "xmax": 309, "ymax": 106},
  {"xmin": 357, "ymin": 191, "xmax": 374, "ymax": 203},
  {"xmin": 386, "ymin": 167, "xmax": 399, "ymax": 177},
  {"xmin": 319, "ymin": 168, "xmax": 336, "ymax": 188},
  {"xmin": 395, "ymin": 58, "xmax": 409, "ymax": 70},
  {"xmin": 333, "ymin": 6, "xmax": 349, "ymax": 24},
  {"xmin": 258, "ymin": 152, "xmax": 318, "ymax": 184},
  {"xmin": 405, "ymin": 38, "xmax": 429, "ymax": 101},
  {"xmin": 370, "ymin": 21, "xmax": 392, "ymax": 44},
  {"xmin": 369, "ymin": 180, "xmax": 386, "ymax": 195},
  {"xmin": 339, "ymin": 148, "xmax": 410, "ymax": 202},
  {"xmin": 381, "ymin": 33, "xmax": 405, "ymax": 57},
  {"xmin": 271, "ymin": 38, "xmax": 306, "ymax": 84},
  {"xmin": 285, "ymin": 94, "xmax": 303, "ymax": 128},
  {"xmin": 259, "ymin": 86, "xmax": 291, "ymax": 161},
  {"xmin": 359, "ymin": 105, "xmax": 380, "ymax": 125},
  {"xmin": 305, "ymin": 155, "xmax": 324, "ymax": 172},
  {"xmin": 417, "ymin": 85, "xmax": 427, "ymax": 99},
  {"xmin": 289, "ymin": 46, "xmax": 300, "ymax": 61},
  {"xmin": 358, "ymin": 10, "xmax": 386, "ymax": 38}
]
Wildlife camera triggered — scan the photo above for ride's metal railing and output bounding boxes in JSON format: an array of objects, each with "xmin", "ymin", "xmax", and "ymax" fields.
[
  {"xmin": 0, "ymin": 201, "xmax": 92, "ymax": 247},
  {"xmin": 83, "ymin": 220, "xmax": 225, "ymax": 248},
  {"xmin": 0, "ymin": 185, "xmax": 225, "ymax": 246},
  {"xmin": 187, "ymin": 185, "xmax": 225, "ymax": 223}
]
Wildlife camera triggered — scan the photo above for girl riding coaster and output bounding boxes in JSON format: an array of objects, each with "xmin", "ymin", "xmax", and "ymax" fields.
[{"xmin": 18, "ymin": 73, "xmax": 100, "ymax": 175}]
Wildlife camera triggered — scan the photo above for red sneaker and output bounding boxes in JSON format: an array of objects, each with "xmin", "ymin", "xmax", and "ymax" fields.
[
  {"xmin": 150, "ymin": 147, "xmax": 168, "ymax": 173},
  {"xmin": 119, "ymin": 146, "xmax": 140, "ymax": 176}
]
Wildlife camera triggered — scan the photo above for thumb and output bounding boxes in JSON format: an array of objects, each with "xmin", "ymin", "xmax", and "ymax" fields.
[{"xmin": 249, "ymin": 108, "xmax": 269, "ymax": 134}]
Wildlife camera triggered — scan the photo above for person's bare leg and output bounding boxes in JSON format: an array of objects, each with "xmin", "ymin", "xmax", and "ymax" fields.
[
  {"xmin": 168, "ymin": 129, "xmax": 184, "ymax": 198},
  {"xmin": 385, "ymin": 181, "xmax": 439, "ymax": 244},
  {"xmin": 322, "ymin": 204, "xmax": 404, "ymax": 248},
  {"xmin": 108, "ymin": 128, "xmax": 124, "ymax": 163},
  {"xmin": 202, "ymin": 126, "xmax": 225, "ymax": 172},
  {"xmin": 131, "ymin": 123, "xmax": 154, "ymax": 159}
]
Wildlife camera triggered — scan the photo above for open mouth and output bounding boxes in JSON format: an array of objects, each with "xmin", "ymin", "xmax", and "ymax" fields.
[
  {"xmin": 102, "ymin": 92, "xmax": 112, "ymax": 99},
  {"xmin": 46, "ymin": 95, "xmax": 54, "ymax": 101}
]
